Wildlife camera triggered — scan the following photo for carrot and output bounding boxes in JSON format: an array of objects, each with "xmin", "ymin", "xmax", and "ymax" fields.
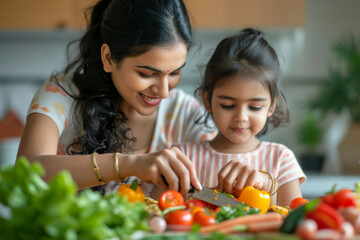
[
  {"xmin": 246, "ymin": 218, "xmax": 283, "ymax": 232},
  {"xmin": 217, "ymin": 215, "xmax": 283, "ymax": 234},
  {"xmin": 200, "ymin": 212, "xmax": 282, "ymax": 234}
]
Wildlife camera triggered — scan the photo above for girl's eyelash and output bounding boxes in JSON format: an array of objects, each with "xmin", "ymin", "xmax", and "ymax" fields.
[
  {"xmin": 250, "ymin": 106, "xmax": 263, "ymax": 111},
  {"xmin": 220, "ymin": 104, "xmax": 235, "ymax": 109}
]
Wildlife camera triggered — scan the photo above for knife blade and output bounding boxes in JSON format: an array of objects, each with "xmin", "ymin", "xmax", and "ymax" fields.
[{"xmin": 187, "ymin": 185, "xmax": 241, "ymax": 208}]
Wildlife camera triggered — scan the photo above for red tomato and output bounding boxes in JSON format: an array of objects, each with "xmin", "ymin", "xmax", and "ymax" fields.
[
  {"xmin": 184, "ymin": 199, "xmax": 208, "ymax": 209},
  {"xmin": 290, "ymin": 197, "xmax": 309, "ymax": 210},
  {"xmin": 331, "ymin": 189, "xmax": 357, "ymax": 209},
  {"xmin": 165, "ymin": 210, "xmax": 193, "ymax": 226},
  {"xmin": 158, "ymin": 190, "xmax": 184, "ymax": 210},
  {"xmin": 190, "ymin": 206, "xmax": 205, "ymax": 216},
  {"xmin": 193, "ymin": 210, "xmax": 216, "ymax": 226},
  {"xmin": 322, "ymin": 194, "xmax": 334, "ymax": 206}
]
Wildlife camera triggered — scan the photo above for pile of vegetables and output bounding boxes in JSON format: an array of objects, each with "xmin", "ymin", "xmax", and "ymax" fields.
[
  {"xmin": 0, "ymin": 157, "xmax": 149, "ymax": 240},
  {"xmin": 144, "ymin": 189, "xmax": 284, "ymax": 234},
  {"xmin": 281, "ymin": 184, "xmax": 360, "ymax": 240}
]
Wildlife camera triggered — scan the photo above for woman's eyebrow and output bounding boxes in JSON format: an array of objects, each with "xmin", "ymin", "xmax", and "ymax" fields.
[{"xmin": 135, "ymin": 62, "xmax": 186, "ymax": 73}]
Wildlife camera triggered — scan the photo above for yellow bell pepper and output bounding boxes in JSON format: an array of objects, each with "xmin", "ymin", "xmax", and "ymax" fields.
[
  {"xmin": 238, "ymin": 186, "xmax": 270, "ymax": 214},
  {"xmin": 117, "ymin": 179, "xmax": 145, "ymax": 202}
]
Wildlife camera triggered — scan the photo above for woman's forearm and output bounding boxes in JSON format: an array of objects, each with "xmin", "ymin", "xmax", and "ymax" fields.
[{"xmin": 28, "ymin": 153, "xmax": 134, "ymax": 190}]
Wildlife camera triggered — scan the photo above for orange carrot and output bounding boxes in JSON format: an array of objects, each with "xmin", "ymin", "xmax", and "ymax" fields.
[
  {"xmin": 200, "ymin": 212, "xmax": 282, "ymax": 234},
  {"xmin": 217, "ymin": 214, "xmax": 283, "ymax": 234}
]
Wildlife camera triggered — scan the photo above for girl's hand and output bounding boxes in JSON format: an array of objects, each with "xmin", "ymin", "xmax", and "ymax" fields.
[
  {"xmin": 130, "ymin": 147, "xmax": 202, "ymax": 196},
  {"xmin": 217, "ymin": 160, "xmax": 270, "ymax": 197}
]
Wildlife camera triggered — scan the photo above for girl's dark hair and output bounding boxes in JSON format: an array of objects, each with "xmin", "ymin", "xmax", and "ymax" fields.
[
  {"xmin": 57, "ymin": 0, "xmax": 192, "ymax": 193},
  {"xmin": 196, "ymin": 28, "xmax": 289, "ymax": 136}
]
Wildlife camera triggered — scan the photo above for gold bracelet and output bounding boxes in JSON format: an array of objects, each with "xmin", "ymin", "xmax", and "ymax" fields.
[
  {"xmin": 91, "ymin": 152, "xmax": 104, "ymax": 183},
  {"xmin": 113, "ymin": 152, "xmax": 124, "ymax": 183},
  {"xmin": 260, "ymin": 170, "xmax": 276, "ymax": 196}
]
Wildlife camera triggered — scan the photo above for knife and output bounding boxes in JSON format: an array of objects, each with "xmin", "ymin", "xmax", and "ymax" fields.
[{"xmin": 187, "ymin": 185, "xmax": 241, "ymax": 208}]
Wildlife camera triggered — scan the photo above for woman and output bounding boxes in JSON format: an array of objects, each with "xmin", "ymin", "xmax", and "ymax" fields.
[{"xmin": 17, "ymin": 0, "xmax": 215, "ymax": 197}]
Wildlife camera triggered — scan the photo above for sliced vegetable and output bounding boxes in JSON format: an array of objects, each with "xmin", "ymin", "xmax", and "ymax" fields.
[
  {"xmin": 158, "ymin": 190, "xmax": 184, "ymax": 211},
  {"xmin": 237, "ymin": 186, "xmax": 270, "ymax": 214},
  {"xmin": 117, "ymin": 179, "xmax": 145, "ymax": 202},
  {"xmin": 270, "ymin": 204, "xmax": 290, "ymax": 215}
]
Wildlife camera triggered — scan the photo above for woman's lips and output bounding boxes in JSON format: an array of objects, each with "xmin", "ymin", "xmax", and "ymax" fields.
[{"xmin": 139, "ymin": 93, "xmax": 162, "ymax": 106}]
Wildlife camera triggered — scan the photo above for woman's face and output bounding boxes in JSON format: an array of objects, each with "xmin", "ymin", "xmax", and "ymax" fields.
[{"xmin": 105, "ymin": 43, "xmax": 188, "ymax": 116}]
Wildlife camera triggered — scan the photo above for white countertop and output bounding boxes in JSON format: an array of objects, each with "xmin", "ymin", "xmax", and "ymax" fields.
[{"xmin": 301, "ymin": 174, "xmax": 359, "ymax": 199}]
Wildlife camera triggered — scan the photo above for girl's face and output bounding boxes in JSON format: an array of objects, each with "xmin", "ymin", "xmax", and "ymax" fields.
[
  {"xmin": 102, "ymin": 42, "xmax": 188, "ymax": 116},
  {"xmin": 204, "ymin": 76, "xmax": 276, "ymax": 152}
]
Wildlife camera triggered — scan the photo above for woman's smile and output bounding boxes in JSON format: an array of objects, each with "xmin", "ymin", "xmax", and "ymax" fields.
[{"xmin": 139, "ymin": 92, "xmax": 162, "ymax": 106}]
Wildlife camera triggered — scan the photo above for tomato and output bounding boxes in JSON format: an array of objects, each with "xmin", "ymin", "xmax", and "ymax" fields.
[
  {"xmin": 331, "ymin": 189, "xmax": 357, "ymax": 209},
  {"xmin": 193, "ymin": 210, "xmax": 216, "ymax": 226},
  {"xmin": 165, "ymin": 210, "xmax": 193, "ymax": 226},
  {"xmin": 322, "ymin": 194, "xmax": 334, "ymax": 206},
  {"xmin": 158, "ymin": 190, "xmax": 184, "ymax": 211},
  {"xmin": 190, "ymin": 206, "xmax": 205, "ymax": 215},
  {"xmin": 290, "ymin": 197, "xmax": 309, "ymax": 210},
  {"xmin": 184, "ymin": 199, "xmax": 208, "ymax": 209}
]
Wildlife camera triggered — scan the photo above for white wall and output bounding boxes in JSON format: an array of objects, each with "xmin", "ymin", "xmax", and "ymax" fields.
[{"xmin": 1, "ymin": 0, "xmax": 360, "ymax": 173}]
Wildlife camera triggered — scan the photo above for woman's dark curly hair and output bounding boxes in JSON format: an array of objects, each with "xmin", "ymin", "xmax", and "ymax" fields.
[
  {"xmin": 56, "ymin": 0, "xmax": 192, "ymax": 193},
  {"xmin": 196, "ymin": 28, "xmax": 289, "ymax": 136}
]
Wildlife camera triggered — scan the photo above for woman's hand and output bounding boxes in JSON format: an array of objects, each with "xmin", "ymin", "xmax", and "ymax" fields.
[
  {"xmin": 217, "ymin": 160, "xmax": 270, "ymax": 197},
  {"xmin": 129, "ymin": 147, "xmax": 202, "ymax": 196}
]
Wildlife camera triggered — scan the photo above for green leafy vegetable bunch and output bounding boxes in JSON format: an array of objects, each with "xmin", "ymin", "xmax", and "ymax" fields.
[{"xmin": 0, "ymin": 157, "xmax": 149, "ymax": 240}]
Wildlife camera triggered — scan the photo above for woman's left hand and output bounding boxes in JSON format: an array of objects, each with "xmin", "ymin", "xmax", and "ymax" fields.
[{"xmin": 217, "ymin": 160, "xmax": 270, "ymax": 197}]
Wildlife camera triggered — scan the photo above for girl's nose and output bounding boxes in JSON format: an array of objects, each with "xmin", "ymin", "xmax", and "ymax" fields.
[
  {"xmin": 235, "ymin": 108, "xmax": 248, "ymax": 122},
  {"xmin": 151, "ymin": 76, "xmax": 169, "ymax": 98}
]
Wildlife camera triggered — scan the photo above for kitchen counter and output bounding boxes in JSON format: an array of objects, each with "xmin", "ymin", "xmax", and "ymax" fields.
[{"xmin": 301, "ymin": 174, "xmax": 359, "ymax": 199}]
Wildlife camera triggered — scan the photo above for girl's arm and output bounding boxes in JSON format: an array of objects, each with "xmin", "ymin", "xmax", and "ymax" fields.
[
  {"xmin": 276, "ymin": 179, "xmax": 303, "ymax": 207},
  {"xmin": 17, "ymin": 113, "xmax": 201, "ymax": 194}
]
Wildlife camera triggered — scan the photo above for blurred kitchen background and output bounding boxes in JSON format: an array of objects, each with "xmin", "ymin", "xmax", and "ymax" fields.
[{"xmin": 0, "ymin": 0, "xmax": 359, "ymax": 198}]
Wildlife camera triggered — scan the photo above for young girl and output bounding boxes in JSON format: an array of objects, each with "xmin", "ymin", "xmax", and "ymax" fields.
[
  {"xmin": 175, "ymin": 28, "xmax": 306, "ymax": 206},
  {"xmin": 17, "ymin": 0, "xmax": 215, "ymax": 197}
]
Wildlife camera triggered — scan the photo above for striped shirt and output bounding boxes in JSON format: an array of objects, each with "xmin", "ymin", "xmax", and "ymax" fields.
[{"xmin": 175, "ymin": 141, "xmax": 306, "ymax": 188}]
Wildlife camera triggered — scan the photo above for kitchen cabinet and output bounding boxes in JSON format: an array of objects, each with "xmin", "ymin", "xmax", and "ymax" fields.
[
  {"xmin": 0, "ymin": 0, "xmax": 304, "ymax": 29},
  {"xmin": 0, "ymin": 0, "xmax": 95, "ymax": 29},
  {"xmin": 185, "ymin": 0, "xmax": 305, "ymax": 29}
]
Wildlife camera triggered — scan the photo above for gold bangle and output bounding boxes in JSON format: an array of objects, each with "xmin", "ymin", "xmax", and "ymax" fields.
[
  {"xmin": 260, "ymin": 170, "xmax": 277, "ymax": 196},
  {"xmin": 91, "ymin": 152, "xmax": 104, "ymax": 183},
  {"xmin": 113, "ymin": 152, "xmax": 123, "ymax": 183}
]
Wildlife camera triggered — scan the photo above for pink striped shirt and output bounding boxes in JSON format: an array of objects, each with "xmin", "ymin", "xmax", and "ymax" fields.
[{"xmin": 175, "ymin": 141, "xmax": 306, "ymax": 188}]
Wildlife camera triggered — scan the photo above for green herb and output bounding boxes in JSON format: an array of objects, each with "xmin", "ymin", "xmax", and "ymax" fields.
[
  {"xmin": 215, "ymin": 204, "xmax": 260, "ymax": 222},
  {"xmin": 0, "ymin": 157, "xmax": 149, "ymax": 240}
]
